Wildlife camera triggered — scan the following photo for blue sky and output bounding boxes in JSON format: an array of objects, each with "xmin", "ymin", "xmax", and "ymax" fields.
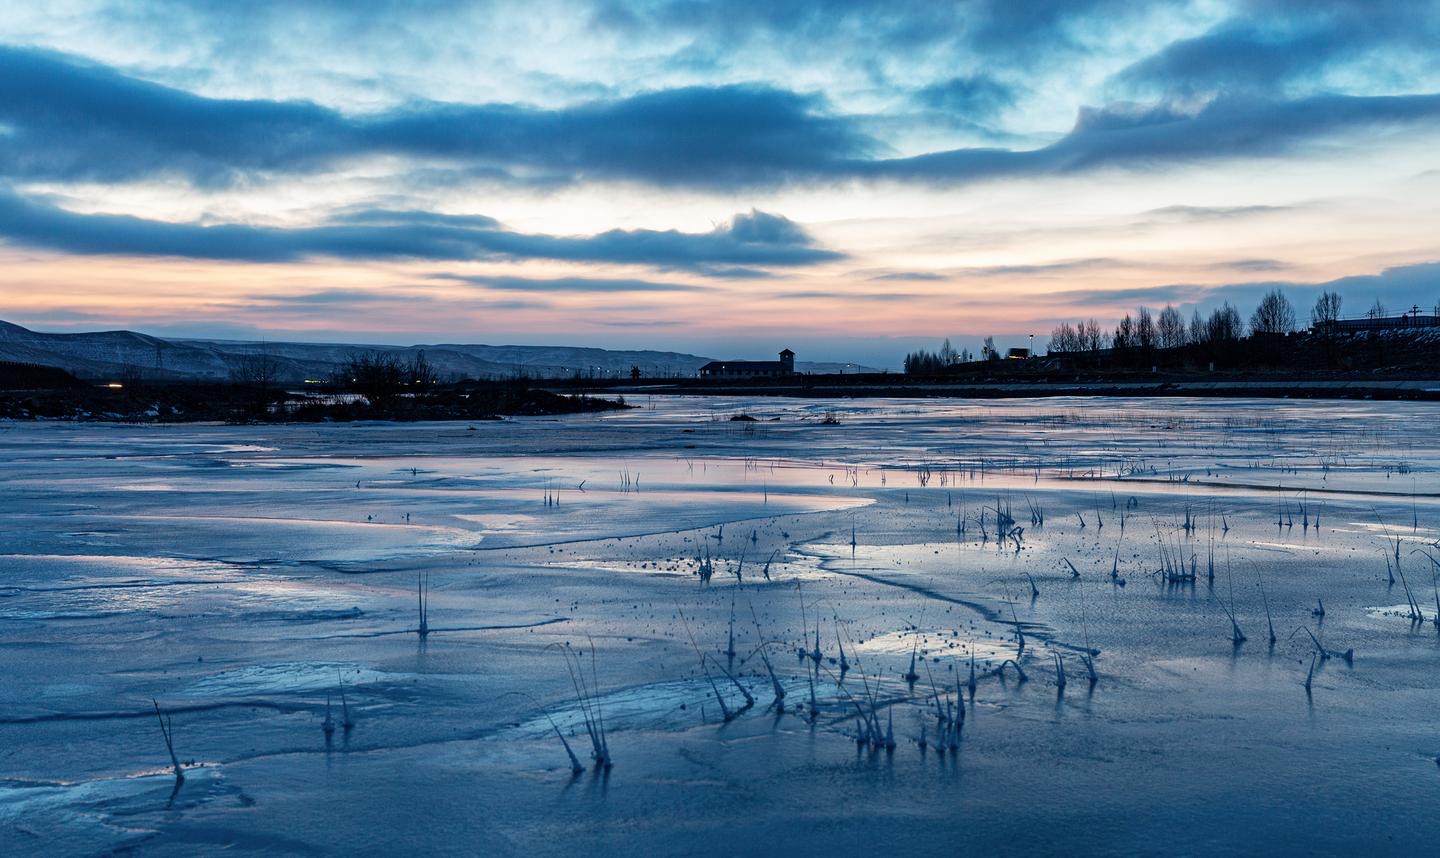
[{"xmin": 1, "ymin": 1, "xmax": 1438, "ymax": 366}]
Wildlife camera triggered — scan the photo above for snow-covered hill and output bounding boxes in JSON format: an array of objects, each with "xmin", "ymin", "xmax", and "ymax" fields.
[{"xmin": 0, "ymin": 320, "xmax": 879, "ymax": 381}]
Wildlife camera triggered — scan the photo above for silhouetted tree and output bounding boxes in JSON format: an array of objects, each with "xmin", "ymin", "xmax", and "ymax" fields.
[
  {"xmin": 336, "ymin": 351, "xmax": 436, "ymax": 406},
  {"xmin": 1134, "ymin": 306, "xmax": 1156, "ymax": 350},
  {"xmin": 1311, "ymin": 290, "xmax": 1342, "ymax": 328},
  {"xmin": 1157, "ymin": 304, "xmax": 1186, "ymax": 349},
  {"xmin": 903, "ymin": 347, "xmax": 945, "ymax": 375},
  {"xmin": 1250, "ymin": 289, "xmax": 1296, "ymax": 334},
  {"xmin": 229, "ymin": 347, "xmax": 280, "ymax": 389},
  {"xmin": 1113, "ymin": 314, "xmax": 1134, "ymax": 351},
  {"xmin": 1049, "ymin": 322, "xmax": 1079, "ymax": 353},
  {"xmin": 1202, "ymin": 303, "xmax": 1245, "ymax": 344},
  {"xmin": 1189, "ymin": 308, "xmax": 1205, "ymax": 345},
  {"xmin": 1367, "ymin": 299, "xmax": 1388, "ymax": 319},
  {"xmin": 938, "ymin": 338, "xmax": 958, "ymax": 365}
]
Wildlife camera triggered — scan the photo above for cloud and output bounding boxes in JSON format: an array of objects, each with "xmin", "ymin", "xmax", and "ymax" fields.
[
  {"xmin": 428, "ymin": 274, "xmax": 712, "ymax": 293},
  {"xmin": 1208, "ymin": 258, "xmax": 1288, "ymax": 272},
  {"xmin": 0, "ymin": 189, "xmax": 840, "ymax": 269},
  {"xmin": 867, "ymin": 271, "xmax": 947, "ymax": 282},
  {"xmin": 4, "ymin": 44, "xmax": 1439, "ymax": 195},
  {"xmin": 1048, "ymin": 260, "xmax": 1440, "ymax": 317},
  {"xmin": 952, "ymin": 257, "xmax": 1120, "ymax": 277},
  {"xmin": 913, "ymin": 75, "xmax": 1018, "ymax": 119},
  {"xmin": 907, "ymin": 255, "xmax": 1290, "ymax": 287},
  {"xmin": 1046, "ymin": 284, "xmax": 1209, "ymax": 307},
  {"xmin": 1111, "ymin": 2, "xmax": 1440, "ymax": 100},
  {"xmin": 862, "ymin": 91, "xmax": 1440, "ymax": 183},
  {"xmin": 772, "ymin": 289, "xmax": 929, "ymax": 302},
  {"xmin": 1142, "ymin": 204, "xmax": 1293, "ymax": 222},
  {"xmin": 259, "ymin": 289, "xmax": 415, "ymax": 305},
  {"xmin": 588, "ymin": 319, "xmax": 684, "ymax": 328},
  {"xmin": 689, "ymin": 267, "xmax": 779, "ymax": 279},
  {"xmin": 0, "ymin": 46, "xmax": 873, "ymax": 189},
  {"xmin": 0, "ymin": 46, "xmax": 351, "ymax": 186},
  {"xmin": 476, "ymin": 210, "xmax": 842, "ymax": 270},
  {"xmin": 591, "ymin": 0, "xmax": 1146, "ymax": 64},
  {"xmin": 244, "ymin": 290, "xmax": 547, "ymax": 314}
]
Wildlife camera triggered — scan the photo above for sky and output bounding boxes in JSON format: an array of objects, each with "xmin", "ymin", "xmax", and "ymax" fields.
[{"xmin": 1, "ymin": 0, "xmax": 1438, "ymax": 368}]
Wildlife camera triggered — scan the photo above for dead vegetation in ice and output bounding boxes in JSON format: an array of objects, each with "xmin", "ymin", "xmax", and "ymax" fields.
[{"xmin": 3, "ymin": 397, "xmax": 1440, "ymax": 851}]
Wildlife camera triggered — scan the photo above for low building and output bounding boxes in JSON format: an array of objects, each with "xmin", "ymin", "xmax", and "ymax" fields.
[
  {"xmin": 1006, "ymin": 347, "xmax": 1032, "ymax": 360},
  {"xmin": 699, "ymin": 349, "xmax": 795, "ymax": 379},
  {"xmin": 1317, "ymin": 312, "xmax": 1440, "ymax": 333}
]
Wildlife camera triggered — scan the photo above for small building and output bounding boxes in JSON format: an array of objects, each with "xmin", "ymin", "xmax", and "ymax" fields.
[
  {"xmin": 1318, "ymin": 311, "xmax": 1440, "ymax": 333},
  {"xmin": 699, "ymin": 349, "xmax": 795, "ymax": 379},
  {"xmin": 1006, "ymin": 347, "xmax": 1032, "ymax": 360}
]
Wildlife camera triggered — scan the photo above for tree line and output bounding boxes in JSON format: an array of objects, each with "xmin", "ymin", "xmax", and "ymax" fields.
[
  {"xmin": 903, "ymin": 287, "xmax": 1438, "ymax": 376},
  {"xmin": 1048, "ymin": 290, "xmax": 1434, "ymax": 355},
  {"xmin": 1048, "ymin": 288, "xmax": 1312, "ymax": 354}
]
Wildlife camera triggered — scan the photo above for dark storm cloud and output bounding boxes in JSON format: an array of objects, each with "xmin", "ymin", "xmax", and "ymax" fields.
[{"xmin": 0, "ymin": 189, "xmax": 841, "ymax": 268}]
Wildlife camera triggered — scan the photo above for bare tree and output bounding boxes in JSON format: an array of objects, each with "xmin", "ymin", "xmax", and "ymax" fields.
[
  {"xmin": 1310, "ymin": 291, "xmax": 1342, "ymax": 328},
  {"xmin": 229, "ymin": 346, "xmax": 280, "ymax": 389},
  {"xmin": 1134, "ymin": 306, "xmax": 1156, "ymax": 350},
  {"xmin": 1049, "ymin": 322, "xmax": 1079, "ymax": 353},
  {"xmin": 1079, "ymin": 318, "xmax": 1107, "ymax": 352},
  {"xmin": 335, "ymin": 351, "xmax": 434, "ymax": 405},
  {"xmin": 939, "ymin": 338, "xmax": 958, "ymax": 365},
  {"xmin": 1250, "ymin": 289, "xmax": 1296, "ymax": 334},
  {"xmin": 1201, "ymin": 303, "xmax": 1244, "ymax": 344},
  {"xmin": 1157, "ymin": 304, "xmax": 1186, "ymax": 349},
  {"xmin": 408, "ymin": 350, "xmax": 437, "ymax": 387},
  {"xmin": 1366, "ymin": 298, "xmax": 1388, "ymax": 319},
  {"xmin": 1113, "ymin": 313, "xmax": 1135, "ymax": 350}
]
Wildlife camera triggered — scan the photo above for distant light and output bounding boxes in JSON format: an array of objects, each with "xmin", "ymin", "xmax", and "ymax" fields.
[{"xmin": 104, "ymin": 383, "xmax": 123, "ymax": 389}]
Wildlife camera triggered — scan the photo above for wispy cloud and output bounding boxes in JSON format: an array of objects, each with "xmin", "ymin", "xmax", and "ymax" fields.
[{"xmin": 429, "ymin": 273, "xmax": 712, "ymax": 293}]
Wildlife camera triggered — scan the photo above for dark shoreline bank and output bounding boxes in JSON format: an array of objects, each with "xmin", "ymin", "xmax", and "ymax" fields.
[{"xmin": 595, "ymin": 376, "xmax": 1440, "ymax": 402}]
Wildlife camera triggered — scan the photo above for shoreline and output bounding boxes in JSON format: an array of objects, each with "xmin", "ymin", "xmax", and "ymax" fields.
[{"xmin": 600, "ymin": 377, "xmax": 1440, "ymax": 402}]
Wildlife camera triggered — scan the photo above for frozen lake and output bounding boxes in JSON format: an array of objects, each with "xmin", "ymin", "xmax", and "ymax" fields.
[{"xmin": 2, "ymin": 396, "xmax": 1439, "ymax": 855}]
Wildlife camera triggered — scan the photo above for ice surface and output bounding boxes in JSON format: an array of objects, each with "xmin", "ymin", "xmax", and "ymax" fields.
[{"xmin": 2, "ymin": 397, "xmax": 1439, "ymax": 855}]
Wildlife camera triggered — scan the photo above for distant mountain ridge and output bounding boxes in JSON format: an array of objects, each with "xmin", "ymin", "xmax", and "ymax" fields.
[{"xmin": 0, "ymin": 320, "xmax": 874, "ymax": 381}]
